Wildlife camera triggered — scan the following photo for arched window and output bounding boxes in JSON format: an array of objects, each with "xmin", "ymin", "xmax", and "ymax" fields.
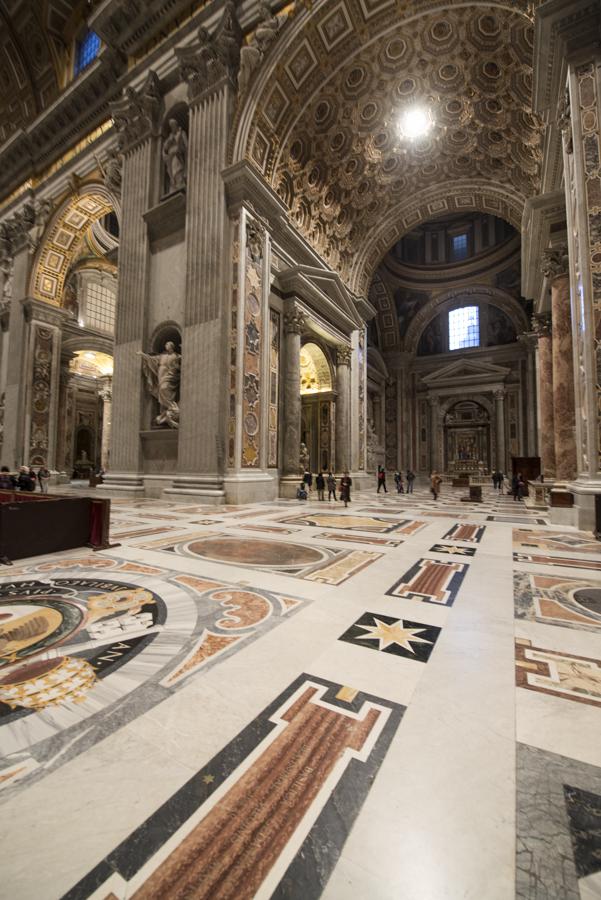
[
  {"xmin": 448, "ymin": 306, "xmax": 479, "ymax": 350},
  {"xmin": 74, "ymin": 30, "xmax": 101, "ymax": 76}
]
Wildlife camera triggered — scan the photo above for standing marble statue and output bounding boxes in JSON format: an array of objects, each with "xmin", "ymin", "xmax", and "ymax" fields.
[
  {"xmin": 162, "ymin": 119, "xmax": 188, "ymax": 193},
  {"xmin": 138, "ymin": 341, "xmax": 181, "ymax": 429}
]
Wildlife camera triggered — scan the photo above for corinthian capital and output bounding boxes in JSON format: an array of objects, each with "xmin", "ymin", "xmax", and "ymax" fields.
[
  {"xmin": 336, "ymin": 345, "xmax": 352, "ymax": 366},
  {"xmin": 176, "ymin": 1, "xmax": 242, "ymax": 104},
  {"xmin": 541, "ymin": 245, "xmax": 569, "ymax": 282},
  {"xmin": 283, "ymin": 306, "xmax": 306, "ymax": 334},
  {"xmin": 111, "ymin": 71, "xmax": 163, "ymax": 153},
  {"xmin": 531, "ymin": 312, "xmax": 552, "ymax": 337}
]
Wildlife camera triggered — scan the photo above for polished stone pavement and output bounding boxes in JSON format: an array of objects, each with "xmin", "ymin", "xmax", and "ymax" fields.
[{"xmin": 1, "ymin": 485, "xmax": 600, "ymax": 899}]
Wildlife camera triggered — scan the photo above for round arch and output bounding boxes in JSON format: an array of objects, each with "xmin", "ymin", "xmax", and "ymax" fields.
[
  {"xmin": 29, "ymin": 181, "xmax": 120, "ymax": 306},
  {"xmin": 352, "ymin": 181, "xmax": 525, "ymax": 296},
  {"xmin": 300, "ymin": 341, "xmax": 333, "ymax": 394},
  {"xmin": 404, "ymin": 285, "xmax": 529, "ymax": 356}
]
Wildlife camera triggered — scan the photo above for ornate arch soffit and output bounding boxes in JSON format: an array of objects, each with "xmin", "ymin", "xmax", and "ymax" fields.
[
  {"xmin": 353, "ymin": 180, "xmax": 525, "ymax": 296},
  {"xmin": 404, "ymin": 284, "xmax": 529, "ymax": 355},
  {"xmin": 29, "ymin": 183, "xmax": 117, "ymax": 306},
  {"xmin": 232, "ymin": 0, "xmax": 540, "ymax": 289},
  {"xmin": 368, "ymin": 270, "xmax": 401, "ymax": 351},
  {"xmin": 439, "ymin": 393, "xmax": 494, "ymax": 417}
]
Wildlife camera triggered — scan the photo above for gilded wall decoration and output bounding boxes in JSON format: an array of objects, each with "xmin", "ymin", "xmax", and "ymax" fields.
[
  {"xmin": 28, "ymin": 325, "xmax": 55, "ymax": 465},
  {"xmin": 228, "ymin": 221, "xmax": 240, "ymax": 468},
  {"xmin": 358, "ymin": 329, "xmax": 366, "ymax": 470},
  {"xmin": 268, "ymin": 308, "xmax": 280, "ymax": 467},
  {"xmin": 241, "ymin": 218, "xmax": 265, "ymax": 468}
]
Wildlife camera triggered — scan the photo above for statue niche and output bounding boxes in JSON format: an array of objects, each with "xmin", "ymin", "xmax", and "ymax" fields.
[
  {"xmin": 162, "ymin": 109, "xmax": 188, "ymax": 196},
  {"xmin": 138, "ymin": 340, "xmax": 181, "ymax": 429}
]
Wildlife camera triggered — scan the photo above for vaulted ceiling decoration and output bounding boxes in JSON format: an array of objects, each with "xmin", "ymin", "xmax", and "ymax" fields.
[
  {"xmin": 0, "ymin": 1, "xmax": 86, "ymax": 146},
  {"xmin": 30, "ymin": 187, "xmax": 114, "ymax": 305},
  {"xmin": 239, "ymin": 0, "xmax": 543, "ymax": 294}
]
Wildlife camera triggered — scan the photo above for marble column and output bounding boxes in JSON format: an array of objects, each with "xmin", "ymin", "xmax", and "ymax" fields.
[
  {"xmin": 2, "ymin": 222, "xmax": 32, "ymax": 469},
  {"xmin": 282, "ymin": 306, "xmax": 305, "ymax": 477},
  {"xmin": 98, "ymin": 377, "xmax": 113, "ymax": 470},
  {"xmin": 494, "ymin": 388, "xmax": 506, "ymax": 472},
  {"xmin": 55, "ymin": 357, "xmax": 75, "ymax": 474},
  {"xmin": 537, "ymin": 1, "xmax": 601, "ymax": 526},
  {"xmin": 428, "ymin": 395, "xmax": 439, "ymax": 472},
  {"xmin": 543, "ymin": 247, "xmax": 577, "ymax": 482},
  {"xmin": 532, "ymin": 314, "xmax": 555, "ymax": 479},
  {"xmin": 103, "ymin": 72, "xmax": 162, "ymax": 492},
  {"xmin": 335, "ymin": 345, "xmax": 352, "ymax": 473},
  {"xmin": 518, "ymin": 332, "xmax": 538, "ymax": 457}
]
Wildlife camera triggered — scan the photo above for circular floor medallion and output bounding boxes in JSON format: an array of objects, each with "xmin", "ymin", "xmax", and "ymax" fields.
[{"xmin": 186, "ymin": 537, "xmax": 325, "ymax": 568}]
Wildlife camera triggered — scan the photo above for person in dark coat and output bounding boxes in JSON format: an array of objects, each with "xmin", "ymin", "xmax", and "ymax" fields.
[
  {"xmin": 316, "ymin": 471, "xmax": 325, "ymax": 501},
  {"xmin": 327, "ymin": 472, "xmax": 337, "ymax": 501},
  {"xmin": 340, "ymin": 471, "xmax": 352, "ymax": 507},
  {"xmin": 406, "ymin": 470, "xmax": 415, "ymax": 493},
  {"xmin": 0, "ymin": 466, "xmax": 15, "ymax": 490},
  {"xmin": 377, "ymin": 465, "xmax": 388, "ymax": 493},
  {"xmin": 303, "ymin": 470, "xmax": 313, "ymax": 493}
]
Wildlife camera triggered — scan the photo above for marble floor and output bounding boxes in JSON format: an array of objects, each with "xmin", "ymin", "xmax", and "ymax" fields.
[{"xmin": 1, "ymin": 484, "xmax": 600, "ymax": 899}]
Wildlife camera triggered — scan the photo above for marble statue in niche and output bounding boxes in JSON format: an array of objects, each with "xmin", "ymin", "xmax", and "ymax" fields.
[
  {"xmin": 299, "ymin": 441, "xmax": 310, "ymax": 472},
  {"xmin": 138, "ymin": 341, "xmax": 181, "ymax": 429},
  {"xmin": 162, "ymin": 118, "xmax": 188, "ymax": 194}
]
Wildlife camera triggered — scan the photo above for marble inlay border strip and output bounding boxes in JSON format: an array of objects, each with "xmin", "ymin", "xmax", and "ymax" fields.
[{"xmin": 61, "ymin": 674, "xmax": 404, "ymax": 900}]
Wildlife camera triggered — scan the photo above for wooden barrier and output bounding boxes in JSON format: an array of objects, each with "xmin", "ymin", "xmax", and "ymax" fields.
[{"xmin": 0, "ymin": 491, "xmax": 112, "ymax": 562}]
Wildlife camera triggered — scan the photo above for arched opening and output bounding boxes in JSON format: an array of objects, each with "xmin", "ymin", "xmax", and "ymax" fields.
[
  {"xmin": 24, "ymin": 183, "xmax": 119, "ymax": 475},
  {"xmin": 300, "ymin": 342, "xmax": 334, "ymax": 473}
]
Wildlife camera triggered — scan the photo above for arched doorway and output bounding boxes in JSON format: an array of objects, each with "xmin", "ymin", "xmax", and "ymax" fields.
[{"xmin": 299, "ymin": 342, "xmax": 334, "ymax": 472}]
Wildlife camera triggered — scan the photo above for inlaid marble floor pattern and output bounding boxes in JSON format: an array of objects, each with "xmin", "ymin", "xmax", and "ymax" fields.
[{"xmin": 1, "ymin": 485, "xmax": 599, "ymax": 899}]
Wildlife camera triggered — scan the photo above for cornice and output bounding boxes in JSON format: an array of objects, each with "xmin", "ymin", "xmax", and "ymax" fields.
[
  {"xmin": 521, "ymin": 190, "xmax": 566, "ymax": 302},
  {"xmin": 533, "ymin": 0, "xmax": 601, "ymax": 116}
]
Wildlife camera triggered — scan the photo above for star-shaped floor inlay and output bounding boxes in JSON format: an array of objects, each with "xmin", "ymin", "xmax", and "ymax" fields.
[
  {"xmin": 339, "ymin": 612, "xmax": 441, "ymax": 662},
  {"xmin": 355, "ymin": 617, "xmax": 431, "ymax": 653}
]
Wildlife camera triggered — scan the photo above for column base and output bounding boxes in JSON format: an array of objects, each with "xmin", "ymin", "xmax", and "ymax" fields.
[
  {"xmin": 567, "ymin": 479, "xmax": 601, "ymax": 533},
  {"xmin": 163, "ymin": 474, "xmax": 225, "ymax": 505},
  {"xmin": 98, "ymin": 473, "xmax": 145, "ymax": 497},
  {"xmin": 549, "ymin": 482, "xmax": 576, "ymax": 527},
  {"xmin": 222, "ymin": 472, "xmax": 278, "ymax": 504}
]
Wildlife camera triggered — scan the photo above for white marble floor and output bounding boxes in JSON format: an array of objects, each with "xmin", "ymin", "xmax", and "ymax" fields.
[{"xmin": 1, "ymin": 485, "xmax": 600, "ymax": 899}]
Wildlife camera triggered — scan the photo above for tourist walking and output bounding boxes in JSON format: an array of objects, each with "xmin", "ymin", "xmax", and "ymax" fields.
[
  {"xmin": 303, "ymin": 469, "xmax": 313, "ymax": 493},
  {"xmin": 394, "ymin": 471, "xmax": 404, "ymax": 493},
  {"xmin": 340, "ymin": 471, "xmax": 352, "ymax": 507},
  {"xmin": 406, "ymin": 470, "xmax": 415, "ymax": 493},
  {"xmin": 316, "ymin": 471, "xmax": 325, "ymax": 501},
  {"xmin": 38, "ymin": 465, "xmax": 51, "ymax": 493},
  {"xmin": 430, "ymin": 471, "xmax": 442, "ymax": 500},
  {"xmin": 327, "ymin": 472, "xmax": 337, "ymax": 501},
  {"xmin": 513, "ymin": 472, "xmax": 525, "ymax": 501},
  {"xmin": 377, "ymin": 465, "xmax": 388, "ymax": 493}
]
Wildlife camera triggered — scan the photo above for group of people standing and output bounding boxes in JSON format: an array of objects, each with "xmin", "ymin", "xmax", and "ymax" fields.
[
  {"xmin": 0, "ymin": 465, "xmax": 51, "ymax": 492},
  {"xmin": 298, "ymin": 470, "xmax": 353, "ymax": 506},
  {"xmin": 376, "ymin": 466, "xmax": 416, "ymax": 494}
]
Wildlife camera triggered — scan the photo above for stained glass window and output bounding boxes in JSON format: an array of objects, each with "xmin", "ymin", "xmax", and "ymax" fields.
[
  {"xmin": 448, "ymin": 306, "xmax": 479, "ymax": 350},
  {"xmin": 75, "ymin": 31, "xmax": 100, "ymax": 76}
]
